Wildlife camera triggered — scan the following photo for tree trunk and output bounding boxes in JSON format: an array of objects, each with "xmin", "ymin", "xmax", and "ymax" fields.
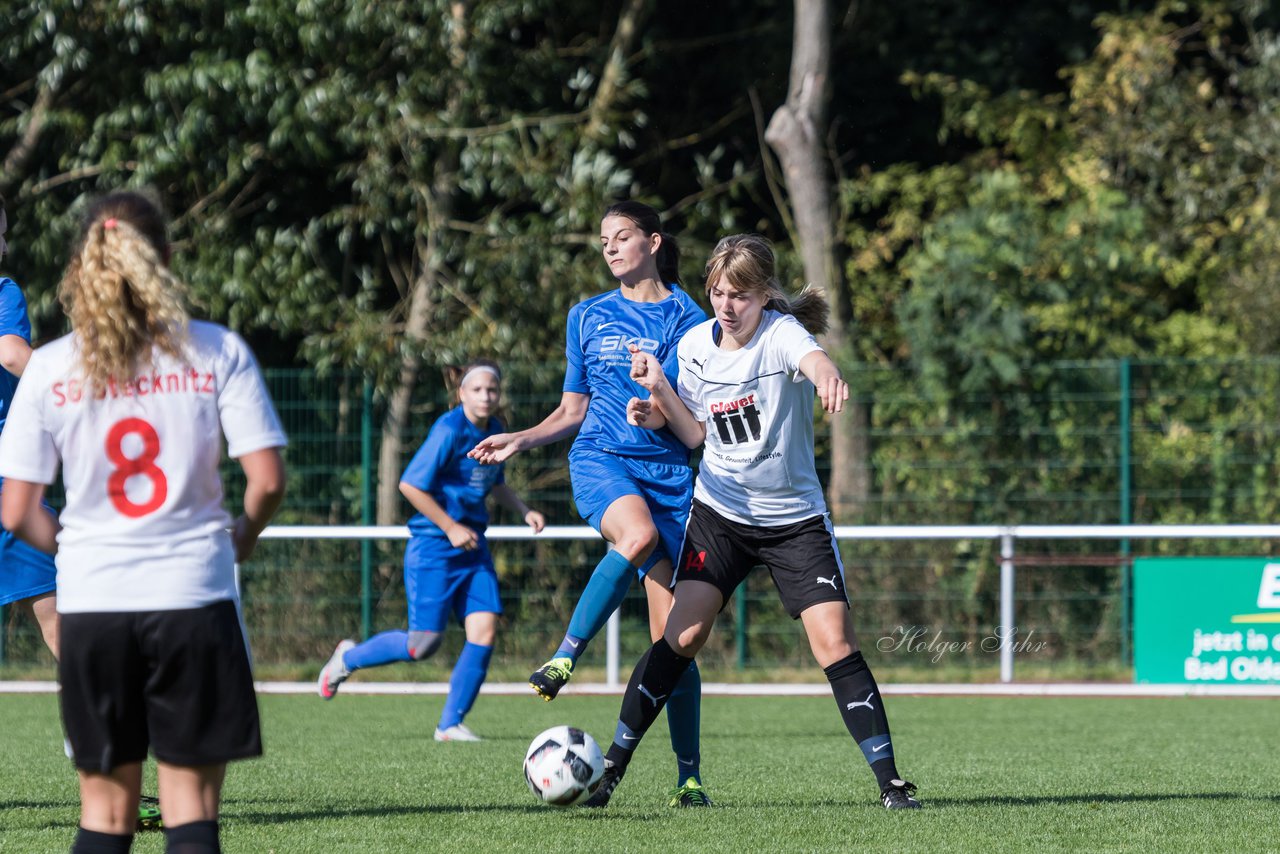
[
  {"xmin": 586, "ymin": 0, "xmax": 651, "ymax": 140},
  {"xmin": 377, "ymin": 203, "xmax": 451, "ymax": 524},
  {"xmin": 765, "ymin": 0, "xmax": 869, "ymax": 520},
  {"xmin": 1, "ymin": 78, "xmax": 55, "ymax": 198},
  {"xmin": 375, "ymin": 2, "xmax": 473, "ymax": 525}
]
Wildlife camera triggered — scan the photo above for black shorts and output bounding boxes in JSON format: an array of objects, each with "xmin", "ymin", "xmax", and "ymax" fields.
[
  {"xmin": 59, "ymin": 599, "xmax": 262, "ymax": 773},
  {"xmin": 673, "ymin": 499, "xmax": 849, "ymax": 619}
]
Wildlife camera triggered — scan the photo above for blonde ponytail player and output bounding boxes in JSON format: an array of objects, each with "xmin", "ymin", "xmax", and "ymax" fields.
[{"xmin": 0, "ymin": 191, "xmax": 287, "ymax": 854}]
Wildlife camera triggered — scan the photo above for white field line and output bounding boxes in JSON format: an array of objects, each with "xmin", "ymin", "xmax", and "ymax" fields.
[{"xmin": 3, "ymin": 681, "xmax": 1279, "ymax": 698}]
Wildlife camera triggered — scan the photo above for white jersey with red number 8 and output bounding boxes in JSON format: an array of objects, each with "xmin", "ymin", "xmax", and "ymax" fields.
[{"xmin": 0, "ymin": 321, "xmax": 287, "ymax": 613}]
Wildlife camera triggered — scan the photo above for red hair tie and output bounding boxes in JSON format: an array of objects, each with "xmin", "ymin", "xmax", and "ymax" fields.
[{"xmin": 103, "ymin": 218, "xmax": 119, "ymax": 230}]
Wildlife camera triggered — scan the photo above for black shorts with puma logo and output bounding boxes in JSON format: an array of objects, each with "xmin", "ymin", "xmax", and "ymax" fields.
[{"xmin": 673, "ymin": 498, "xmax": 849, "ymax": 618}]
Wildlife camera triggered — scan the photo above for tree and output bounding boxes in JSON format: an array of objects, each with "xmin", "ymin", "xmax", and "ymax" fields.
[
  {"xmin": 765, "ymin": 0, "xmax": 869, "ymax": 519},
  {"xmin": 840, "ymin": 0, "xmax": 1280, "ymax": 394}
]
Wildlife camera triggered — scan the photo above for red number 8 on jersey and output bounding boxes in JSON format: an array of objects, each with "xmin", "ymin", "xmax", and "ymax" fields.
[{"xmin": 106, "ymin": 417, "xmax": 168, "ymax": 518}]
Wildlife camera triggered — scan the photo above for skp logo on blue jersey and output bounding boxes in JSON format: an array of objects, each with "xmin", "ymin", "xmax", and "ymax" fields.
[{"xmin": 598, "ymin": 335, "xmax": 659, "ymax": 353}]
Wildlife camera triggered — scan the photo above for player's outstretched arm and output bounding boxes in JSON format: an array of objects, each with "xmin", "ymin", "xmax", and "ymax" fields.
[
  {"xmin": 799, "ymin": 350, "xmax": 849, "ymax": 414},
  {"xmin": 468, "ymin": 391, "xmax": 589, "ymax": 464},
  {"xmin": 491, "ymin": 483, "xmax": 545, "ymax": 533},
  {"xmin": 0, "ymin": 478, "xmax": 58, "ymax": 554},
  {"xmin": 232, "ymin": 446, "xmax": 286, "ymax": 562}
]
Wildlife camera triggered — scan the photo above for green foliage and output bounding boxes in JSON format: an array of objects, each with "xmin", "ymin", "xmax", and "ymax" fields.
[
  {"xmin": 1, "ymin": 0, "xmax": 757, "ymax": 382},
  {"xmin": 899, "ymin": 169, "xmax": 1163, "ymax": 396},
  {"xmin": 830, "ymin": 0, "xmax": 1280, "ymax": 548},
  {"xmin": 849, "ymin": 0, "xmax": 1280, "ymax": 384}
]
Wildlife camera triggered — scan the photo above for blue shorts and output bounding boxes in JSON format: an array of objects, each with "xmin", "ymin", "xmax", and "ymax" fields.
[
  {"xmin": 403, "ymin": 535, "xmax": 502, "ymax": 633},
  {"xmin": 0, "ymin": 525, "xmax": 57, "ymax": 607},
  {"xmin": 568, "ymin": 447, "xmax": 694, "ymax": 578}
]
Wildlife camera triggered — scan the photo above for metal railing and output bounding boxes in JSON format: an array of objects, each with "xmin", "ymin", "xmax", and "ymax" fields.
[{"xmin": 258, "ymin": 523, "xmax": 1280, "ymax": 684}]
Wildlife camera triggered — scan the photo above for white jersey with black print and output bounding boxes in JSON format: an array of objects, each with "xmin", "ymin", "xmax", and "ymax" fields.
[
  {"xmin": 0, "ymin": 320, "xmax": 287, "ymax": 613},
  {"xmin": 676, "ymin": 310, "xmax": 827, "ymax": 526}
]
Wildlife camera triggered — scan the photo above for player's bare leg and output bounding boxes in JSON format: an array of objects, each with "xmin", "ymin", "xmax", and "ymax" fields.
[
  {"xmin": 154, "ymin": 761, "xmax": 227, "ymax": 846},
  {"xmin": 798, "ymin": 601, "xmax": 857, "ymax": 667},
  {"xmin": 78, "ymin": 762, "xmax": 143, "ymax": 835},
  {"xmin": 24, "ymin": 591, "xmax": 58, "ymax": 659}
]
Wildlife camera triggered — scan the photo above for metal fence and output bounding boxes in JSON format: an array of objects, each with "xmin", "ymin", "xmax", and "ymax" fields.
[{"xmin": 253, "ymin": 356, "xmax": 1280, "ymax": 529}]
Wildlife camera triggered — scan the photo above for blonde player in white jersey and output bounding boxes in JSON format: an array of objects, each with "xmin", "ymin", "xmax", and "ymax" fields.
[
  {"xmin": 0, "ymin": 191, "xmax": 287, "ymax": 854},
  {"xmin": 582, "ymin": 234, "xmax": 921, "ymax": 810}
]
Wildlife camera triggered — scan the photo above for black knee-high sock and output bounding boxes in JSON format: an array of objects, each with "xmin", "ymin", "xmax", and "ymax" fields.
[
  {"xmin": 824, "ymin": 650, "xmax": 903, "ymax": 790},
  {"xmin": 604, "ymin": 638, "xmax": 694, "ymax": 768},
  {"xmin": 163, "ymin": 819, "xmax": 221, "ymax": 854},
  {"xmin": 71, "ymin": 828, "xmax": 133, "ymax": 854}
]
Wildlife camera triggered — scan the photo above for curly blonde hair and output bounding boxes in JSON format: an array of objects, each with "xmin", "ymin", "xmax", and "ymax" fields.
[
  {"xmin": 58, "ymin": 192, "xmax": 189, "ymax": 388},
  {"xmin": 703, "ymin": 234, "xmax": 829, "ymax": 336}
]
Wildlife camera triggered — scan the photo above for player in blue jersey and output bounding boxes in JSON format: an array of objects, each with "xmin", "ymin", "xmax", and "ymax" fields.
[
  {"xmin": 469, "ymin": 201, "xmax": 712, "ymax": 806},
  {"xmin": 0, "ymin": 193, "xmax": 59, "ymax": 662},
  {"xmin": 318, "ymin": 359, "xmax": 545, "ymax": 742}
]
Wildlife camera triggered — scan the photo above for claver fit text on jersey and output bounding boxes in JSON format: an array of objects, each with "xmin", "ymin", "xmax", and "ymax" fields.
[
  {"xmin": 0, "ymin": 320, "xmax": 287, "ymax": 613},
  {"xmin": 676, "ymin": 310, "xmax": 826, "ymax": 525},
  {"xmin": 564, "ymin": 285, "xmax": 705, "ymax": 464}
]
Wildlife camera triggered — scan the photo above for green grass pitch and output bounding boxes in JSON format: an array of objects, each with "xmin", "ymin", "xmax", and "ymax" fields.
[{"xmin": 1, "ymin": 691, "xmax": 1275, "ymax": 852}]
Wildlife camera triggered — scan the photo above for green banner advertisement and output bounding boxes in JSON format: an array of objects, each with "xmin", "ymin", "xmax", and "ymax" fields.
[{"xmin": 1134, "ymin": 557, "xmax": 1280, "ymax": 684}]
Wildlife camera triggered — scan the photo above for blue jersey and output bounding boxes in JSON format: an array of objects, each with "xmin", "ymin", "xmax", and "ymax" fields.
[
  {"xmin": 402, "ymin": 406, "xmax": 505, "ymax": 539},
  {"xmin": 0, "ymin": 277, "xmax": 33, "ymax": 435},
  {"xmin": 564, "ymin": 284, "xmax": 706, "ymax": 464},
  {"xmin": 0, "ymin": 277, "xmax": 55, "ymax": 605}
]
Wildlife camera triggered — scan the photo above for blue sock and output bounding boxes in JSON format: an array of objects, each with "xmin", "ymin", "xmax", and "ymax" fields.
[
  {"xmin": 557, "ymin": 550, "xmax": 636, "ymax": 663},
  {"xmin": 343, "ymin": 630, "xmax": 414, "ymax": 671},
  {"xmin": 554, "ymin": 633, "xmax": 588, "ymax": 662},
  {"xmin": 439, "ymin": 642, "xmax": 493, "ymax": 729},
  {"xmin": 666, "ymin": 659, "xmax": 702, "ymax": 785}
]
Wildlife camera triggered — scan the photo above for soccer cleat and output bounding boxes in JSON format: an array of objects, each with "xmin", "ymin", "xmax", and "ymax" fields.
[
  {"xmin": 318, "ymin": 639, "xmax": 356, "ymax": 699},
  {"xmin": 880, "ymin": 779, "xmax": 921, "ymax": 810},
  {"xmin": 528, "ymin": 656, "xmax": 575, "ymax": 701},
  {"xmin": 136, "ymin": 795, "xmax": 162, "ymax": 831},
  {"xmin": 434, "ymin": 723, "xmax": 482, "ymax": 742},
  {"xmin": 667, "ymin": 778, "xmax": 713, "ymax": 807},
  {"xmin": 582, "ymin": 759, "xmax": 625, "ymax": 808}
]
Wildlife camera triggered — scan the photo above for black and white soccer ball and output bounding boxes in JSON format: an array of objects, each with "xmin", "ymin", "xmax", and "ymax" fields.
[{"xmin": 523, "ymin": 725, "xmax": 605, "ymax": 807}]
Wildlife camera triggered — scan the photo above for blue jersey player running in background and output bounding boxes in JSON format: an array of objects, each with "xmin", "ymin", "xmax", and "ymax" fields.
[
  {"xmin": 469, "ymin": 201, "xmax": 713, "ymax": 806},
  {"xmin": 319, "ymin": 359, "xmax": 545, "ymax": 742},
  {"xmin": 0, "ymin": 192, "xmax": 59, "ymax": 666}
]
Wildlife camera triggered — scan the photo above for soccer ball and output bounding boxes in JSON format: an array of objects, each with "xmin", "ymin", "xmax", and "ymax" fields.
[{"xmin": 522, "ymin": 725, "xmax": 605, "ymax": 807}]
